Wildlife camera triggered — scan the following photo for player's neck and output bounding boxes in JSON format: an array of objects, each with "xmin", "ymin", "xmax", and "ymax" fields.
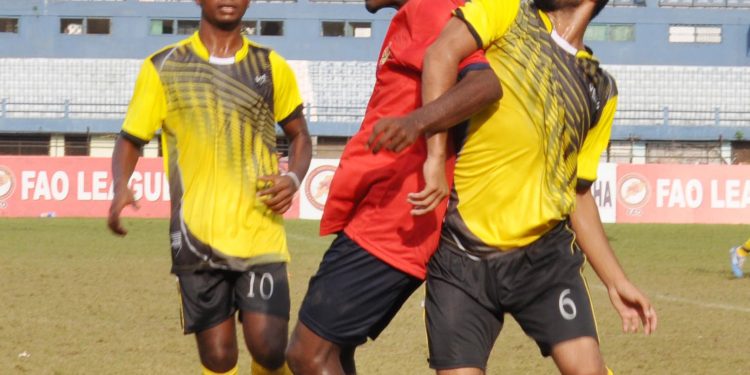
[
  {"xmin": 198, "ymin": 23, "xmax": 244, "ymax": 58},
  {"xmin": 545, "ymin": 4, "xmax": 595, "ymax": 51}
]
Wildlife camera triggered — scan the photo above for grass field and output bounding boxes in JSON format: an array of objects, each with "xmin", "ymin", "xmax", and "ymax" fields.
[{"xmin": 2, "ymin": 218, "xmax": 750, "ymax": 374}]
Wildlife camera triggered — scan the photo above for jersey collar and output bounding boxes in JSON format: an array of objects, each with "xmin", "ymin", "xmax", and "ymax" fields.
[
  {"xmin": 537, "ymin": 10, "xmax": 595, "ymax": 60},
  {"xmin": 188, "ymin": 32, "xmax": 250, "ymax": 64}
]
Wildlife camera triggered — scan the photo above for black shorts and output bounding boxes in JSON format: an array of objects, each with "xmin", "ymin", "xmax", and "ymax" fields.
[
  {"xmin": 177, "ymin": 262, "xmax": 290, "ymax": 334},
  {"xmin": 425, "ymin": 222, "xmax": 598, "ymax": 370},
  {"xmin": 298, "ymin": 233, "xmax": 423, "ymax": 346}
]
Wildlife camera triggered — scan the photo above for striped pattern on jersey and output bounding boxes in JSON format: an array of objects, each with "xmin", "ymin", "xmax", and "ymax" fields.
[
  {"xmin": 446, "ymin": 0, "xmax": 617, "ymax": 253},
  {"xmin": 152, "ymin": 41, "xmax": 286, "ymax": 272}
]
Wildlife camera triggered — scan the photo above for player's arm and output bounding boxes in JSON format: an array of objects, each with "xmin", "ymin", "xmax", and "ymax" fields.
[
  {"xmin": 573, "ymin": 87, "xmax": 655, "ymax": 334},
  {"xmin": 368, "ymin": 18, "xmax": 499, "ymax": 153},
  {"xmin": 108, "ymin": 59, "xmax": 164, "ymax": 236},
  {"xmin": 108, "ymin": 134, "xmax": 142, "ymax": 236},
  {"xmin": 408, "ymin": 67, "xmax": 499, "ymax": 215},
  {"xmin": 571, "ymin": 188, "xmax": 657, "ymax": 335},
  {"xmin": 258, "ymin": 52, "xmax": 312, "ymax": 214},
  {"xmin": 258, "ymin": 110, "xmax": 312, "ymax": 214}
]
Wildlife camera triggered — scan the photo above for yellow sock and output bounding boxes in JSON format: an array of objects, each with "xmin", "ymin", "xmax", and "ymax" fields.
[
  {"xmin": 739, "ymin": 245, "xmax": 749, "ymax": 257},
  {"xmin": 201, "ymin": 364, "xmax": 238, "ymax": 375},
  {"xmin": 250, "ymin": 360, "xmax": 291, "ymax": 375},
  {"xmin": 607, "ymin": 367, "xmax": 615, "ymax": 375}
]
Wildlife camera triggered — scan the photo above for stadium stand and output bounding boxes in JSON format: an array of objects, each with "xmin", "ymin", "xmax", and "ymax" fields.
[{"xmin": 0, "ymin": 0, "xmax": 749, "ymax": 163}]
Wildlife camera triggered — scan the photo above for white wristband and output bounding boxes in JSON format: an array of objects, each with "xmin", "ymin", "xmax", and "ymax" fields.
[{"xmin": 283, "ymin": 171, "xmax": 301, "ymax": 190}]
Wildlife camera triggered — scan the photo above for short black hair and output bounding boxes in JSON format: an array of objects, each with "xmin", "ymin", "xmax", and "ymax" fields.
[{"xmin": 592, "ymin": 0, "xmax": 610, "ymax": 19}]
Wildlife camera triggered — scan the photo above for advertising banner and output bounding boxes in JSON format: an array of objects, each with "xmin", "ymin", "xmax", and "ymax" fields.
[
  {"xmin": 593, "ymin": 163, "xmax": 617, "ymax": 223},
  {"xmin": 0, "ymin": 156, "xmax": 306, "ymax": 219},
  {"xmin": 297, "ymin": 159, "xmax": 339, "ymax": 220},
  {"xmin": 616, "ymin": 164, "xmax": 750, "ymax": 224},
  {"xmin": 3, "ymin": 157, "xmax": 746, "ymax": 224},
  {"xmin": 0, "ymin": 156, "xmax": 169, "ymax": 218}
]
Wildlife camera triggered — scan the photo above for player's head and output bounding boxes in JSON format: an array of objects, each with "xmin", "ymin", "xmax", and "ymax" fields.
[
  {"xmin": 196, "ymin": 0, "xmax": 250, "ymax": 30},
  {"xmin": 364, "ymin": 0, "xmax": 407, "ymax": 14},
  {"xmin": 533, "ymin": 0, "xmax": 610, "ymax": 20}
]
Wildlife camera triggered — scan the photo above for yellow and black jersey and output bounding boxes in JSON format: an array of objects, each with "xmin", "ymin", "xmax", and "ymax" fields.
[
  {"xmin": 444, "ymin": 0, "xmax": 618, "ymax": 253},
  {"xmin": 121, "ymin": 32, "xmax": 303, "ymax": 272}
]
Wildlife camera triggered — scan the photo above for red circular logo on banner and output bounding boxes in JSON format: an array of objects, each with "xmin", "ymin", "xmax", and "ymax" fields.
[
  {"xmin": 0, "ymin": 166, "xmax": 15, "ymax": 202},
  {"xmin": 618, "ymin": 173, "xmax": 650, "ymax": 208},
  {"xmin": 304, "ymin": 165, "xmax": 337, "ymax": 211}
]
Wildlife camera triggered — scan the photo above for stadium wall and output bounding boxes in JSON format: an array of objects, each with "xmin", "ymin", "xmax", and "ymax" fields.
[{"xmin": 1, "ymin": 156, "xmax": 749, "ymax": 224}]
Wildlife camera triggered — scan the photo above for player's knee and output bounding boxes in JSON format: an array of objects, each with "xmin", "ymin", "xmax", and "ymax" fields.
[
  {"xmin": 250, "ymin": 343, "xmax": 286, "ymax": 370},
  {"xmin": 199, "ymin": 345, "xmax": 238, "ymax": 372},
  {"xmin": 557, "ymin": 357, "xmax": 607, "ymax": 375},
  {"xmin": 286, "ymin": 339, "xmax": 326, "ymax": 374},
  {"xmin": 552, "ymin": 337, "xmax": 606, "ymax": 375},
  {"xmin": 286, "ymin": 340, "xmax": 312, "ymax": 372}
]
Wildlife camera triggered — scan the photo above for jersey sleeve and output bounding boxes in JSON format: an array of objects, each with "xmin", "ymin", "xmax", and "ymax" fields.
[
  {"xmin": 269, "ymin": 51, "xmax": 304, "ymax": 126},
  {"xmin": 393, "ymin": 0, "xmax": 489, "ymax": 75},
  {"xmin": 454, "ymin": 0, "xmax": 520, "ymax": 50},
  {"xmin": 578, "ymin": 96, "xmax": 616, "ymax": 183},
  {"xmin": 391, "ymin": 0, "xmax": 456, "ymax": 71},
  {"xmin": 121, "ymin": 59, "xmax": 167, "ymax": 145},
  {"xmin": 458, "ymin": 49, "xmax": 489, "ymax": 77}
]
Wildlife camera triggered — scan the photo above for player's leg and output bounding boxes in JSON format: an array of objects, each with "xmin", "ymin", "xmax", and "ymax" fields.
[
  {"xmin": 286, "ymin": 233, "xmax": 422, "ymax": 375},
  {"xmin": 177, "ymin": 271, "xmax": 240, "ymax": 373},
  {"xmin": 729, "ymin": 246, "xmax": 746, "ymax": 278},
  {"xmin": 287, "ymin": 321, "xmax": 349, "ymax": 375},
  {"xmin": 235, "ymin": 262, "xmax": 291, "ymax": 374},
  {"xmin": 509, "ymin": 223, "xmax": 606, "ymax": 375},
  {"xmin": 242, "ymin": 312, "xmax": 291, "ymax": 374},
  {"xmin": 425, "ymin": 241, "xmax": 502, "ymax": 375},
  {"xmin": 550, "ymin": 337, "xmax": 607, "ymax": 375},
  {"xmin": 196, "ymin": 318, "xmax": 240, "ymax": 374}
]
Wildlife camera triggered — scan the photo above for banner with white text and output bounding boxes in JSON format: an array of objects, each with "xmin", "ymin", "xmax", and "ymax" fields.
[
  {"xmin": 592, "ymin": 163, "xmax": 617, "ymax": 223},
  {"xmin": 616, "ymin": 164, "xmax": 750, "ymax": 224},
  {"xmin": 0, "ymin": 156, "xmax": 169, "ymax": 218},
  {"xmin": 2, "ymin": 157, "xmax": 747, "ymax": 224}
]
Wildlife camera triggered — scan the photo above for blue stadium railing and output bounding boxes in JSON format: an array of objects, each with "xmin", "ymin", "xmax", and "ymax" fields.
[{"xmin": 1, "ymin": 99, "xmax": 749, "ymax": 141}]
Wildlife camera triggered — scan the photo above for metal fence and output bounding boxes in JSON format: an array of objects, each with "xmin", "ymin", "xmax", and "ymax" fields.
[{"xmin": 2, "ymin": 99, "xmax": 749, "ymax": 128}]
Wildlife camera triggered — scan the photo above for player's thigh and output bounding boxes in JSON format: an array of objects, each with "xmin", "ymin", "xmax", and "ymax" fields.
[
  {"xmin": 511, "ymin": 239, "xmax": 598, "ymax": 358},
  {"xmin": 425, "ymin": 245, "xmax": 502, "ymax": 371},
  {"xmin": 177, "ymin": 270, "xmax": 238, "ymax": 335},
  {"xmin": 234, "ymin": 262, "xmax": 290, "ymax": 350},
  {"xmin": 297, "ymin": 233, "xmax": 422, "ymax": 347}
]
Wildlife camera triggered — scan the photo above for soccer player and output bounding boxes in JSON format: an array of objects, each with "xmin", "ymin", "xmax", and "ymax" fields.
[
  {"xmin": 284, "ymin": 0, "xmax": 500, "ymax": 374},
  {"xmin": 107, "ymin": 1, "xmax": 312, "ymax": 374},
  {"xmin": 729, "ymin": 237, "xmax": 749, "ymax": 278},
  {"xmin": 368, "ymin": 0, "xmax": 657, "ymax": 373}
]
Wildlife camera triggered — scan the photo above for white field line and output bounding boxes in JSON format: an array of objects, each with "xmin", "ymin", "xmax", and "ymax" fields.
[{"xmin": 591, "ymin": 285, "xmax": 750, "ymax": 313}]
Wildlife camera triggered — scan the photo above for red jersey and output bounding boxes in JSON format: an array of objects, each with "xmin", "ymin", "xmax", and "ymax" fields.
[{"xmin": 319, "ymin": 0, "xmax": 488, "ymax": 279}]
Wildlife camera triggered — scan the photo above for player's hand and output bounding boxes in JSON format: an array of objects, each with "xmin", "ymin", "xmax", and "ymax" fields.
[
  {"xmin": 367, "ymin": 116, "xmax": 421, "ymax": 154},
  {"xmin": 108, "ymin": 186, "xmax": 139, "ymax": 236},
  {"xmin": 257, "ymin": 174, "xmax": 297, "ymax": 214},
  {"xmin": 607, "ymin": 278, "xmax": 657, "ymax": 335},
  {"xmin": 408, "ymin": 156, "xmax": 449, "ymax": 216}
]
